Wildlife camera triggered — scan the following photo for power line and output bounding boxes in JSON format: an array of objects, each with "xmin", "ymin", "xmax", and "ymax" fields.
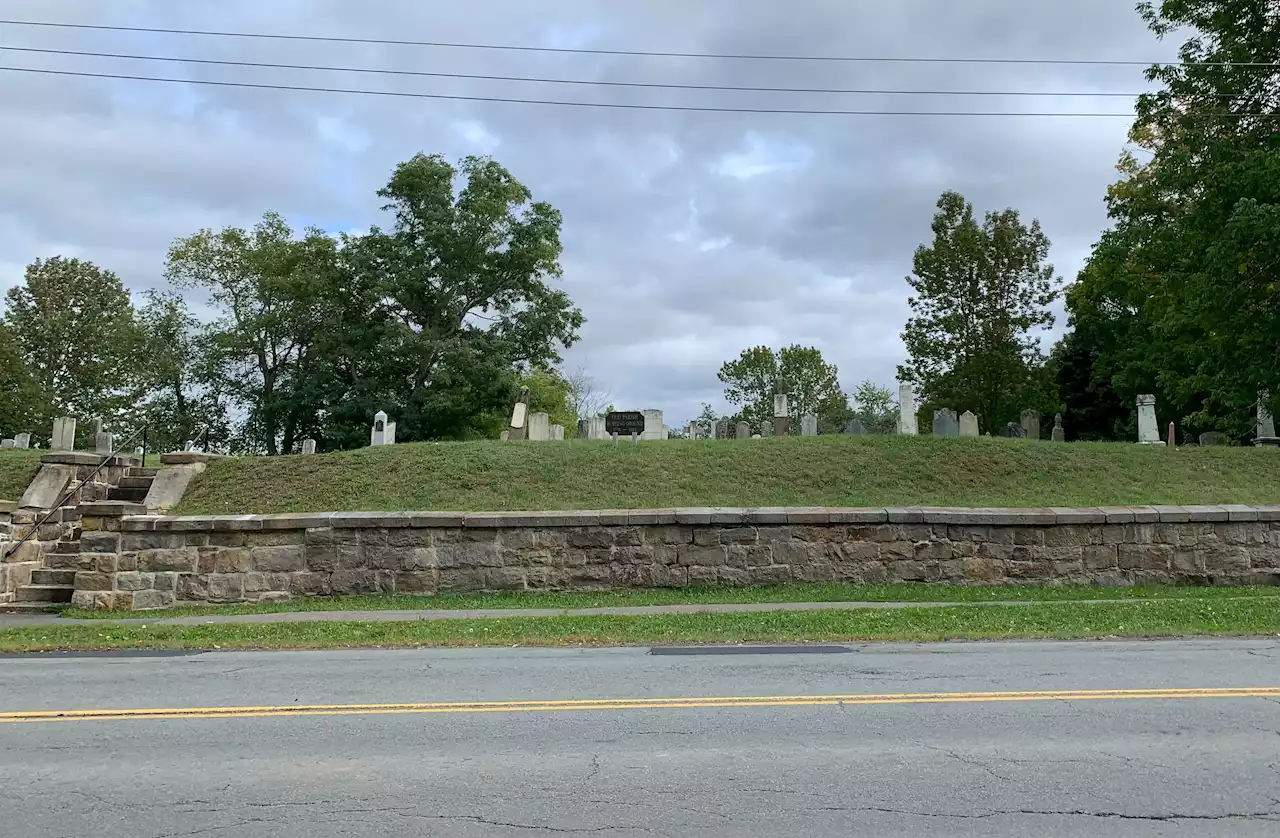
[
  {"xmin": 4, "ymin": 18, "xmax": 1277, "ymax": 68},
  {"xmin": 0, "ymin": 45, "xmax": 1164, "ymax": 97},
  {"xmin": 0, "ymin": 65, "xmax": 1158, "ymax": 115}
]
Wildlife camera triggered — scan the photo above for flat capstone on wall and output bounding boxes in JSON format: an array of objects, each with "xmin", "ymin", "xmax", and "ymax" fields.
[{"xmin": 70, "ymin": 506, "xmax": 1280, "ymax": 610}]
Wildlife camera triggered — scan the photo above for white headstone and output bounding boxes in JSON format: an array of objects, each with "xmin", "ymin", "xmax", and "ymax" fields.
[
  {"xmin": 386, "ymin": 422, "xmax": 396, "ymax": 445},
  {"xmin": 500, "ymin": 430, "xmax": 510, "ymax": 441},
  {"xmin": 773, "ymin": 393, "xmax": 789, "ymax": 418},
  {"xmin": 641, "ymin": 409, "xmax": 665, "ymax": 441},
  {"xmin": 95, "ymin": 432, "xmax": 114, "ymax": 454},
  {"xmin": 549, "ymin": 424, "xmax": 564, "ymax": 441},
  {"xmin": 586, "ymin": 416, "xmax": 608, "ymax": 440},
  {"xmin": 371, "ymin": 411, "xmax": 389, "ymax": 446},
  {"xmin": 0, "ymin": 439, "xmax": 13, "ymax": 449},
  {"xmin": 528, "ymin": 412, "xmax": 550, "ymax": 441},
  {"xmin": 13, "ymin": 433, "xmax": 30, "ymax": 449},
  {"xmin": 301, "ymin": 439, "xmax": 317, "ymax": 455},
  {"xmin": 52, "ymin": 417, "xmax": 76, "ymax": 451},
  {"xmin": 800, "ymin": 413, "xmax": 818, "ymax": 437},
  {"xmin": 897, "ymin": 384, "xmax": 917, "ymax": 436},
  {"xmin": 1136, "ymin": 395, "xmax": 1161, "ymax": 444},
  {"xmin": 510, "ymin": 402, "xmax": 528, "ymax": 430},
  {"xmin": 959, "ymin": 411, "xmax": 979, "ymax": 437}
]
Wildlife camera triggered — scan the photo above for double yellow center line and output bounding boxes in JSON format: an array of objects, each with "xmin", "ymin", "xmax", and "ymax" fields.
[{"xmin": 2, "ymin": 687, "xmax": 1278, "ymax": 723}]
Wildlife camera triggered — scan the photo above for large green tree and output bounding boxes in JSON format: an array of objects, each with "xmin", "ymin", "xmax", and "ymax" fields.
[
  {"xmin": 719, "ymin": 345, "xmax": 848, "ymax": 432},
  {"xmin": 0, "ymin": 321, "xmax": 41, "ymax": 438},
  {"xmin": 898, "ymin": 191, "xmax": 1061, "ymax": 433},
  {"xmin": 342, "ymin": 154, "xmax": 584, "ymax": 442},
  {"xmin": 3, "ymin": 256, "xmax": 141, "ymax": 434},
  {"xmin": 848, "ymin": 380, "xmax": 899, "ymax": 435},
  {"xmin": 1066, "ymin": 0, "xmax": 1280, "ymax": 437}
]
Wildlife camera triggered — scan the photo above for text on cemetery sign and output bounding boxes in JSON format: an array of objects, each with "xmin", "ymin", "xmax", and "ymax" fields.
[{"xmin": 605, "ymin": 411, "xmax": 647, "ymax": 436}]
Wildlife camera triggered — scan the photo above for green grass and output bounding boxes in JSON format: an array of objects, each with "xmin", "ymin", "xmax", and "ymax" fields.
[
  {"xmin": 0, "ymin": 449, "xmax": 41, "ymax": 502},
  {"xmin": 6, "ymin": 599, "xmax": 1280, "ymax": 652},
  {"xmin": 58, "ymin": 583, "xmax": 1280, "ymax": 620},
  {"xmin": 174, "ymin": 435, "xmax": 1280, "ymax": 515}
]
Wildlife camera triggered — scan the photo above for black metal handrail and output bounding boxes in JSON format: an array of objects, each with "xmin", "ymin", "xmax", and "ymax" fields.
[{"xmin": 2, "ymin": 426, "xmax": 148, "ymax": 562}]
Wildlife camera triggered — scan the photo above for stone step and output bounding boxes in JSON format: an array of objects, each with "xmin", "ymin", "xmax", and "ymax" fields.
[
  {"xmin": 107, "ymin": 487, "xmax": 150, "ymax": 503},
  {"xmin": 50, "ymin": 540, "xmax": 82, "ymax": 555},
  {"xmin": 0, "ymin": 601, "xmax": 63, "ymax": 614},
  {"xmin": 117, "ymin": 476, "xmax": 154, "ymax": 491},
  {"xmin": 42, "ymin": 553, "xmax": 83, "ymax": 570},
  {"xmin": 128, "ymin": 467, "xmax": 160, "ymax": 478},
  {"xmin": 30, "ymin": 568, "xmax": 76, "ymax": 586},
  {"xmin": 15, "ymin": 585, "xmax": 73, "ymax": 603}
]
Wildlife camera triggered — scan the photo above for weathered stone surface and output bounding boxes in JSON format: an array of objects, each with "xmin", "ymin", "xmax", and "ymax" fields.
[
  {"xmin": 207, "ymin": 574, "xmax": 246, "ymax": 601},
  {"xmin": 113, "ymin": 572, "xmax": 152, "ymax": 592},
  {"xmin": 79, "ymin": 531, "xmax": 120, "ymax": 554},
  {"xmin": 131, "ymin": 590, "xmax": 176, "ymax": 610},
  {"xmin": 251, "ymin": 545, "xmax": 306, "ymax": 573},
  {"xmin": 138, "ymin": 548, "xmax": 198, "ymax": 573}
]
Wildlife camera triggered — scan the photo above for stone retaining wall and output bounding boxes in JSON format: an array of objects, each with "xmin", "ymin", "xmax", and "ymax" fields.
[{"xmin": 70, "ymin": 506, "xmax": 1280, "ymax": 610}]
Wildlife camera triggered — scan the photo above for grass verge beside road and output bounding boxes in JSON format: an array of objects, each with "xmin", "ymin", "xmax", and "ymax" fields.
[
  {"xmin": 7, "ymin": 599, "xmax": 1280, "ymax": 652},
  {"xmin": 58, "ymin": 583, "xmax": 1280, "ymax": 620},
  {"xmin": 0, "ymin": 449, "xmax": 41, "ymax": 502},
  {"xmin": 174, "ymin": 435, "xmax": 1280, "ymax": 515}
]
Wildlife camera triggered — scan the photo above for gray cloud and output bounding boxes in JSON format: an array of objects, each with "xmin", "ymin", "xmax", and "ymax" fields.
[{"xmin": 0, "ymin": 0, "xmax": 1178, "ymax": 425}]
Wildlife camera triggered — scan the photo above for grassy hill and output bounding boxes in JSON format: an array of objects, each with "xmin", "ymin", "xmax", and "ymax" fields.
[
  {"xmin": 0, "ymin": 450, "xmax": 42, "ymax": 502},
  {"xmin": 173, "ymin": 436, "xmax": 1280, "ymax": 515}
]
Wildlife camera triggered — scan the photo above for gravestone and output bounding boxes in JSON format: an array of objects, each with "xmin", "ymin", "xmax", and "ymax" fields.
[
  {"xmin": 95, "ymin": 432, "xmax": 114, "ymax": 454},
  {"xmin": 527, "ymin": 412, "xmax": 550, "ymax": 442},
  {"xmin": 13, "ymin": 433, "xmax": 30, "ymax": 449},
  {"xmin": 897, "ymin": 383, "xmax": 917, "ymax": 436},
  {"xmin": 1199, "ymin": 431, "xmax": 1228, "ymax": 446},
  {"xmin": 959, "ymin": 411, "xmax": 979, "ymax": 437},
  {"xmin": 715, "ymin": 419, "xmax": 733, "ymax": 440},
  {"xmin": 301, "ymin": 439, "xmax": 317, "ymax": 455},
  {"xmin": 843, "ymin": 418, "xmax": 866, "ymax": 436},
  {"xmin": 1136, "ymin": 394, "xmax": 1161, "ymax": 444},
  {"xmin": 0, "ymin": 439, "xmax": 13, "ymax": 449},
  {"xmin": 641, "ymin": 409, "xmax": 665, "ymax": 441},
  {"xmin": 773, "ymin": 378, "xmax": 791, "ymax": 438},
  {"xmin": 1051, "ymin": 414, "xmax": 1066, "ymax": 443},
  {"xmin": 1257, "ymin": 393, "xmax": 1279, "ymax": 446},
  {"xmin": 800, "ymin": 413, "xmax": 818, "ymax": 437},
  {"xmin": 760, "ymin": 420, "xmax": 774, "ymax": 438},
  {"xmin": 1020, "ymin": 409, "xmax": 1041, "ymax": 441},
  {"xmin": 1001, "ymin": 422, "xmax": 1025, "ymax": 439},
  {"xmin": 500, "ymin": 430, "xmax": 510, "ymax": 441},
  {"xmin": 549, "ymin": 424, "xmax": 564, "ymax": 441},
  {"xmin": 52, "ymin": 417, "xmax": 76, "ymax": 451},
  {"xmin": 90, "ymin": 417, "xmax": 103, "ymax": 438},
  {"xmin": 370, "ymin": 411, "xmax": 392, "ymax": 446},
  {"xmin": 508, "ymin": 387, "xmax": 531, "ymax": 441},
  {"xmin": 735, "ymin": 421, "xmax": 750, "ymax": 440},
  {"xmin": 932, "ymin": 409, "xmax": 959, "ymax": 437}
]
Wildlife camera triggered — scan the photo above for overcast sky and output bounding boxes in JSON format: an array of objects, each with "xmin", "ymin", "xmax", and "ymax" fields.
[{"xmin": 0, "ymin": 0, "xmax": 1179, "ymax": 425}]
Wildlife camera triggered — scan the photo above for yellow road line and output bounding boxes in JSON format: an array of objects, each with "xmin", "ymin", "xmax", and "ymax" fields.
[{"xmin": 2, "ymin": 687, "xmax": 1278, "ymax": 723}]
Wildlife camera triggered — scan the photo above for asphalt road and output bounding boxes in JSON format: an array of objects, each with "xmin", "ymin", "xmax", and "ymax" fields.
[{"xmin": 2, "ymin": 639, "xmax": 1279, "ymax": 837}]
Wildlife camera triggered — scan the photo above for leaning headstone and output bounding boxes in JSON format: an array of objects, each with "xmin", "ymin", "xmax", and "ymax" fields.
[
  {"xmin": 508, "ymin": 386, "xmax": 531, "ymax": 441},
  {"xmin": 370, "ymin": 411, "xmax": 391, "ymax": 446},
  {"xmin": 95, "ymin": 432, "xmax": 114, "ymax": 454},
  {"xmin": 13, "ymin": 433, "xmax": 30, "ymax": 449},
  {"xmin": 549, "ymin": 424, "xmax": 565, "ymax": 441},
  {"xmin": 959, "ymin": 411, "xmax": 979, "ymax": 437},
  {"xmin": 527, "ymin": 412, "xmax": 550, "ymax": 442},
  {"xmin": 1136, "ymin": 394, "xmax": 1161, "ymax": 444},
  {"xmin": 51, "ymin": 417, "xmax": 76, "ymax": 451},
  {"xmin": 1256, "ymin": 393, "xmax": 1279, "ymax": 446},
  {"xmin": 0, "ymin": 440, "xmax": 13, "ymax": 449},
  {"xmin": 1051, "ymin": 414, "xmax": 1066, "ymax": 442},
  {"xmin": 773, "ymin": 378, "xmax": 791, "ymax": 437},
  {"xmin": 760, "ymin": 420, "xmax": 774, "ymax": 438},
  {"xmin": 301, "ymin": 439, "xmax": 317, "ymax": 455},
  {"xmin": 897, "ymin": 383, "xmax": 917, "ymax": 436},
  {"xmin": 932, "ymin": 409, "xmax": 959, "ymax": 437},
  {"xmin": 1020, "ymin": 409, "xmax": 1041, "ymax": 441},
  {"xmin": 1199, "ymin": 431, "xmax": 1229, "ymax": 446},
  {"xmin": 843, "ymin": 418, "xmax": 866, "ymax": 436},
  {"xmin": 735, "ymin": 421, "xmax": 750, "ymax": 440},
  {"xmin": 800, "ymin": 413, "xmax": 818, "ymax": 437}
]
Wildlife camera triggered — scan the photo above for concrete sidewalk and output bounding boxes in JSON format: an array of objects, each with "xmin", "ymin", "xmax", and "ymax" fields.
[{"xmin": 0, "ymin": 596, "xmax": 1186, "ymax": 628}]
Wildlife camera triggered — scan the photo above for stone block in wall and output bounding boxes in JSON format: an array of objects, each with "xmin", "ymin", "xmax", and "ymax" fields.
[
  {"xmin": 207, "ymin": 574, "xmax": 245, "ymax": 601},
  {"xmin": 71, "ymin": 591, "xmax": 118, "ymax": 610},
  {"xmin": 1118, "ymin": 544, "xmax": 1172, "ymax": 571},
  {"xmin": 395, "ymin": 570, "xmax": 438, "ymax": 593},
  {"xmin": 113, "ymin": 572, "xmax": 153, "ymax": 592},
  {"xmin": 288, "ymin": 572, "xmax": 331, "ymax": 596},
  {"xmin": 139, "ymin": 548, "xmax": 198, "ymax": 573},
  {"xmin": 74, "ymin": 571, "xmax": 113, "ymax": 591},
  {"xmin": 123, "ymin": 532, "xmax": 188, "ymax": 551},
  {"xmin": 79, "ymin": 531, "xmax": 120, "ymax": 553},
  {"xmin": 439, "ymin": 568, "xmax": 486, "ymax": 590},
  {"xmin": 437, "ymin": 543, "xmax": 502, "ymax": 568},
  {"xmin": 153, "ymin": 572, "xmax": 178, "ymax": 591},
  {"xmin": 364, "ymin": 545, "xmax": 416, "ymax": 570},
  {"xmin": 199, "ymin": 547, "xmax": 252, "ymax": 574},
  {"xmin": 485, "ymin": 567, "xmax": 527, "ymax": 590},
  {"xmin": 178, "ymin": 574, "xmax": 209, "ymax": 600},
  {"xmin": 131, "ymin": 590, "xmax": 176, "ymax": 610},
  {"xmin": 725, "ymin": 544, "xmax": 773, "ymax": 568},
  {"xmin": 687, "ymin": 565, "xmax": 718, "ymax": 584},
  {"xmin": 676, "ymin": 544, "xmax": 727, "ymax": 566},
  {"xmin": 330, "ymin": 569, "xmax": 394, "ymax": 595},
  {"xmin": 251, "ymin": 545, "xmax": 305, "ymax": 573},
  {"xmin": 1203, "ymin": 546, "xmax": 1250, "ymax": 573}
]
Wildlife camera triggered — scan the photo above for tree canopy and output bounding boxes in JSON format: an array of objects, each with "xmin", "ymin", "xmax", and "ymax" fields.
[{"xmin": 719, "ymin": 345, "xmax": 848, "ymax": 432}]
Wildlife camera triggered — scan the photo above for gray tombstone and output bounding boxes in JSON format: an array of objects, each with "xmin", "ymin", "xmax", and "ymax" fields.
[
  {"xmin": 301, "ymin": 439, "xmax": 317, "ymax": 455},
  {"xmin": 51, "ymin": 417, "xmax": 76, "ymax": 451},
  {"xmin": 1199, "ymin": 431, "xmax": 1229, "ymax": 446},
  {"xmin": 0, "ymin": 439, "xmax": 13, "ymax": 449},
  {"xmin": 1257, "ymin": 393, "xmax": 1278, "ymax": 445},
  {"xmin": 549, "ymin": 424, "xmax": 565, "ymax": 441},
  {"xmin": 1001, "ymin": 422, "xmax": 1025, "ymax": 439},
  {"xmin": 90, "ymin": 417, "xmax": 103, "ymax": 438},
  {"xmin": 735, "ymin": 421, "xmax": 750, "ymax": 440},
  {"xmin": 800, "ymin": 413, "xmax": 818, "ymax": 437},
  {"xmin": 844, "ymin": 418, "xmax": 866, "ymax": 436},
  {"xmin": 897, "ymin": 383, "xmax": 918, "ymax": 435},
  {"xmin": 95, "ymin": 432, "xmax": 114, "ymax": 454},
  {"xmin": 932, "ymin": 409, "xmax": 959, "ymax": 437},
  {"xmin": 761, "ymin": 420, "xmax": 774, "ymax": 438},
  {"xmin": 773, "ymin": 378, "xmax": 791, "ymax": 437},
  {"xmin": 1020, "ymin": 409, "xmax": 1041, "ymax": 441},
  {"xmin": 1051, "ymin": 413, "xmax": 1066, "ymax": 443},
  {"xmin": 500, "ymin": 430, "xmax": 510, "ymax": 442},
  {"xmin": 1136, "ymin": 394, "xmax": 1161, "ymax": 444},
  {"xmin": 527, "ymin": 412, "xmax": 550, "ymax": 442},
  {"xmin": 959, "ymin": 411, "xmax": 979, "ymax": 438},
  {"xmin": 715, "ymin": 419, "xmax": 733, "ymax": 440},
  {"xmin": 13, "ymin": 433, "xmax": 30, "ymax": 449}
]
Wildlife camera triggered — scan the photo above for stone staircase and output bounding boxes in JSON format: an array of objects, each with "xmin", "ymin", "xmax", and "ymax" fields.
[{"xmin": 3, "ymin": 466, "xmax": 156, "ymax": 611}]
